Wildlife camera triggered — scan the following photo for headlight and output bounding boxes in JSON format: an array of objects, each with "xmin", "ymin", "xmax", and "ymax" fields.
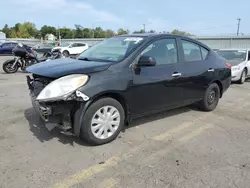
[
  {"xmin": 37, "ymin": 74, "xmax": 89, "ymax": 101},
  {"xmin": 232, "ymin": 66, "xmax": 241, "ymax": 71}
]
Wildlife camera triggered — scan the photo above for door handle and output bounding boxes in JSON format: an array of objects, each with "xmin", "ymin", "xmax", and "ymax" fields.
[
  {"xmin": 208, "ymin": 68, "xmax": 214, "ymax": 72},
  {"xmin": 172, "ymin": 72, "xmax": 182, "ymax": 77}
]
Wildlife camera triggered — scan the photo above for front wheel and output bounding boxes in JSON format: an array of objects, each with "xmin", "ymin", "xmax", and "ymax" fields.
[
  {"xmin": 2, "ymin": 59, "xmax": 19, "ymax": 74},
  {"xmin": 239, "ymin": 69, "xmax": 247, "ymax": 84},
  {"xmin": 198, "ymin": 83, "xmax": 220, "ymax": 111},
  {"xmin": 79, "ymin": 97, "xmax": 125, "ymax": 145}
]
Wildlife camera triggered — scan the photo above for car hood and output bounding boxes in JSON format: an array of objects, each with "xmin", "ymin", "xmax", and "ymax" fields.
[
  {"xmin": 52, "ymin": 47, "xmax": 63, "ymax": 51},
  {"xmin": 26, "ymin": 58, "xmax": 112, "ymax": 78},
  {"xmin": 226, "ymin": 60, "xmax": 245, "ymax": 66}
]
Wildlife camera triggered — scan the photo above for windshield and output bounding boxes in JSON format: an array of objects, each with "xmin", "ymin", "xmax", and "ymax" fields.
[
  {"xmin": 60, "ymin": 43, "xmax": 70, "ymax": 47},
  {"xmin": 78, "ymin": 36, "xmax": 145, "ymax": 62},
  {"xmin": 217, "ymin": 50, "xmax": 246, "ymax": 61},
  {"xmin": 34, "ymin": 43, "xmax": 52, "ymax": 48}
]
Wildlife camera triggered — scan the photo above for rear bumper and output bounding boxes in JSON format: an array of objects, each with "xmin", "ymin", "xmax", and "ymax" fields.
[{"xmin": 221, "ymin": 76, "xmax": 231, "ymax": 96}]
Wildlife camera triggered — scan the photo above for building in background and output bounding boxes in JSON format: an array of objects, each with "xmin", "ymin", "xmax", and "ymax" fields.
[
  {"xmin": 0, "ymin": 31, "xmax": 6, "ymax": 43},
  {"xmin": 45, "ymin": 34, "xmax": 56, "ymax": 41}
]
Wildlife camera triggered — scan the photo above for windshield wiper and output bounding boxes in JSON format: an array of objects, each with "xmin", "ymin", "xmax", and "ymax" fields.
[{"xmin": 78, "ymin": 57, "xmax": 91, "ymax": 61}]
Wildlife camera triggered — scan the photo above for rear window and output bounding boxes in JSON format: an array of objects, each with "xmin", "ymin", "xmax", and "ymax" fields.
[{"xmin": 217, "ymin": 50, "xmax": 246, "ymax": 61}]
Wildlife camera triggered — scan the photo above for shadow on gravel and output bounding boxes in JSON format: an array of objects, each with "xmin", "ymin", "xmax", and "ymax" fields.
[
  {"xmin": 127, "ymin": 105, "xmax": 200, "ymax": 129},
  {"xmin": 24, "ymin": 105, "xmax": 201, "ymax": 146},
  {"xmin": 24, "ymin": 108, "xmax": 92, "ymax": 147}
]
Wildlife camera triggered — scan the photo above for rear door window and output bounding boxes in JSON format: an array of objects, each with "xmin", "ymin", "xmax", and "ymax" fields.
[
  {"xmin": 11, "ymin": 43, "xmax": 17, "ymax": 47},
  {"xmin": 201, "ymin": 47, "xmax": 209, "ymax": 60},
  {"xmin": 77, "ymin": 43, "xmax": 86, "ymax": 47},
  {"xmin": 181, "ymin": 40, "xmax": 202, "ymax": 62},
  {"xmin": 2, "ymin": 43, "xmax": 11, "ymax": 47}
]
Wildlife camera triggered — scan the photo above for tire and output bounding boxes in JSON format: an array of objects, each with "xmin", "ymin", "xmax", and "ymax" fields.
[
  {"xmin": 239, "ymin": 69, "xmax": 247, "ymax": 84},
  {"xmin": 62, "ymin": 50, "xmax": 70, "ymax": 57},
  {"xmin": 80, "ymin": 97, "xmax": 125, "ymax": 145},
  {"xmin": 2, "ymin": 59, "xmax": 19, "ymax": 74},
  {"xmin": 198, "ymin": 83, "xmax": 220, "ymax": 112}
]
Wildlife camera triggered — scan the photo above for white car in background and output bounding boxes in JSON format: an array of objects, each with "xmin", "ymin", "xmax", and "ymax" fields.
[
  {"xmin": 217, "ymin": 49, "xmax": 250, "ymax": 84},
  {"xmin": 52, "ymin": 42, "xmax": 89, "ymax": 57}
]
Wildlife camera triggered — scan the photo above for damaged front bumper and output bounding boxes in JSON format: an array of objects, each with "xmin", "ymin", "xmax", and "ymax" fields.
[
  {"xmin": 30, "ymin": 91, "xmax": 76, "ymax": 133},
  {"xmin": 26, "ymin": 75, "xmax": 89, "ymax": 135}
]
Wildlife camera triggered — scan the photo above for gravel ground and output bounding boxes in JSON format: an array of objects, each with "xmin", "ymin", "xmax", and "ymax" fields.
[{"xmin": 0, "ymin": 56, "xmax": 250, "ymax": 188}]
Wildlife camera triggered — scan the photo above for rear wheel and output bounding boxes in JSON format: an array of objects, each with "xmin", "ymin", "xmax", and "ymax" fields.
[
  {"xmin": 80, "ymin": 97, "xmax": 125, "ymax": 145},
  {"xmin": 198, "ymin": 83, "xmax": 220, "ymax": 111},
  {"xmin": 62, "ymin": 50, "xmax": 69, "ymax": 57},
  {"xmin": 2, "ymin": 59, "xmax": 19, "ymax": 74},
  {"xmin": 239, "ymin": 69, "xmax": 247, "ymax": 84}
]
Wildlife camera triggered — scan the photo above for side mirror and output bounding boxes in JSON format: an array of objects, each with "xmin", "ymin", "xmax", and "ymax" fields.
[{"xmin": 137, "ymin": 55, "xmax": 156, "ymax": 67}]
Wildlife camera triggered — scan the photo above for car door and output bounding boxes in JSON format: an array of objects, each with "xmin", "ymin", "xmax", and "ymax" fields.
[
  {"xmin": 247, "ymin": 50, "xmax": 250, "ymax": 76},
  {"xmin": 68, "ymin": 43, "xmax": 77, "ymax": 55},
  {"xmin": 130, "ymin": 37, "xmax": 184, "ymax": 116},
  {"xmin": 76, "ymin": 43, "xmax": 87, "ymax": 54},
  {"xmin": 173, "ymin": 38, "xmax": 211, "ymax": 104},
  {"xmin": 0, "ymin": 43, "xmax": 12, "ymax": 54}
]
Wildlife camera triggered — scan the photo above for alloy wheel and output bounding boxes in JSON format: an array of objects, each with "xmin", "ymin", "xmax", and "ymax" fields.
[{"xmin": 5, "ymin": 62, "xmax": 18, "ymax": 73}]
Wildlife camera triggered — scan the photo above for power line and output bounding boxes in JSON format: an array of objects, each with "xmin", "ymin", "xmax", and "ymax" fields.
[{"xmin": 237, "ymin": 18, "xmax": 241, "ymax": 36}]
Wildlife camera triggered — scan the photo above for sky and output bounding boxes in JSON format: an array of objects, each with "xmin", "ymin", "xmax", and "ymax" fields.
[{"xmin": 0, "ymin": 0, "xmax": 250, "ymax": 36}]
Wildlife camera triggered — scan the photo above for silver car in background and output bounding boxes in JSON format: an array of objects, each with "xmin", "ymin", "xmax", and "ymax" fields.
[{"xmin": 217, "ymin": 49, "xmax": 250, "ymax": 84}]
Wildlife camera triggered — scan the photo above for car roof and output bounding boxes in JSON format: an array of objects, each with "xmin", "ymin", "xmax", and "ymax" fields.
[
  {"xmin": 3, "ymin": 41, "xmax": 17, "ymax": 43},
  {"xmin": 118, "ymin": 33, "xmax": 210, "ymax": 49},
  {"xmin": 71, "ymin": 42, "xmax": 87, "ymax": 44},
  {"xmin": 218, "ymin": 48, "xmax": 250, "ymax": 51},
  {"xmin": 120, "ymin": 33, "xmax": 189, "ymax": 38}
]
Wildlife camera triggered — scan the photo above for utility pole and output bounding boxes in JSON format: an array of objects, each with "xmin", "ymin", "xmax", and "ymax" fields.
[
  {"xmin": 237, "ymin": 18, "xmax": 241, "ymax": 36},
  {"xmin": 92, "ymin": 23, "xmax": 95, "ymax": 38},
  {"xmin": 143, "ymin": 24, "xmax": 146, "ymax": 33},
  {"xmin": 58, "ymin": 26, "xmax": 61, "ymax": 45}
]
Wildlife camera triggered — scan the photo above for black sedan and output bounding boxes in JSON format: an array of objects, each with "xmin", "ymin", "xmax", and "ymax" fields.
[{"xmin": 26, "ymin": 33, "xmax": 231, "ymax": 145}]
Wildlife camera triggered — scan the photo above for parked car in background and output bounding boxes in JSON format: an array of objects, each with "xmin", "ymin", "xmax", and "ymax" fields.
[
  {"xmin": 32, "ymin": 43, "xmax": 53, "ymax": 55},
  {"xmin": 52, "ymin": 42, "xmax": 89, "ymax": 57},
  {"xmin": 0, "ymin": 42, "xmax": 33, "ymax": 55},
  {"xmin": 26, "ymin": 34, "xmax": 231, "ymax": 145},
  {"xmin": 217, "ymin": 49, "xmax": 250, "ymax": 84},
  {"xmin": 0, "ymin": 42, "xmax": 18, "ymax": 55}
]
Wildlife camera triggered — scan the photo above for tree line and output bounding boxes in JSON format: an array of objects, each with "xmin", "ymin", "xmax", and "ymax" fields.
[{"xmin": 1, "ymin": 22, "xmax": 193, "ymax": 39}]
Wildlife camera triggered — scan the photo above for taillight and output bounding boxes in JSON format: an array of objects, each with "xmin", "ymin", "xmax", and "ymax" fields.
[{"xmin": 225, "ymin": 63, "xmax": 231, "ymax": 69}]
